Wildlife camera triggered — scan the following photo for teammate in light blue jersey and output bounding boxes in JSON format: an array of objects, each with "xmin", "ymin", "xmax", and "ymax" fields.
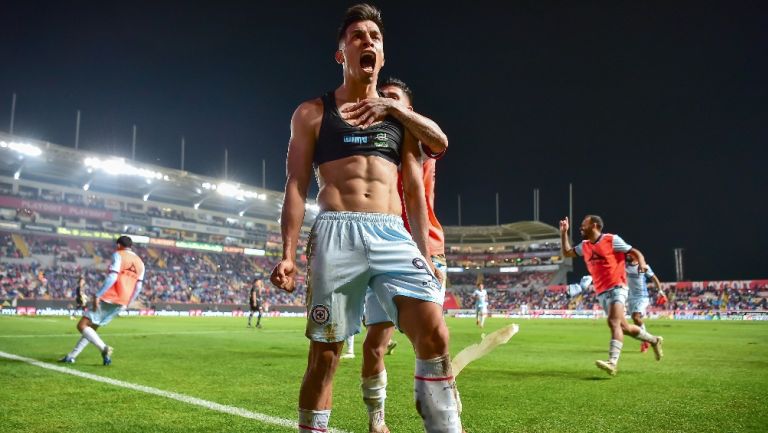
[
  {"xmin": 473, "ymin": 282, "xmax": 488, "ymax": 328},
  {"xmin": 626, "ymin": 255, "xmax": 663, "ymax": 353}
]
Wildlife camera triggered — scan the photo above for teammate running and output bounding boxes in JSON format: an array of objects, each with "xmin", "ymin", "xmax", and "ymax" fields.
[
  {"xmin": 473, "ymin": 282, "xmax": 488, "ymax": 328},
  {"xmin": 59, "ymin": 236, "xmax": 145, "ymax": 365},
  {"xmin": 270, "ymin": 5, "xmax": 463, "ymax": 432},
  {"xmin": 559, "ymin": 215, "xmax": 663, "ymax": 376},
  {"xmin": 626, "ymin": 255, "xmax": 664, "ymax": 352}
]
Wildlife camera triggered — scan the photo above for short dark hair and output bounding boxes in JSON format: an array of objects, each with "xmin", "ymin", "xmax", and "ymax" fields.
[
  {"xmin": 337, "ymin": 3, "xmax": 384, "ymax": 43},
  {"xmin": 116, "ymin": 235, "xmax": 133, "ymax": 248},
  {"xmin": 586, "ymin": 215, "xmax": 604, "ymax": 230},
  {"xmin": 379, "ymin": 77, "xmax": 414, "ymax": 105}
]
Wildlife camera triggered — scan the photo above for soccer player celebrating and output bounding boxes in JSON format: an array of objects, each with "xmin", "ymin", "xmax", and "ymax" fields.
[
  {"xmin": 344, "ymin": 77, "xmax": 449, "ymax": 432},
  {"xmin": 626, "ymin": 255, "xmax": 664, "ymax": 353},
  {"xmin": 270, "ymin": 4, "xmax": 463, "ymax": 432},
  {"xmin": 60, "ymin": 236, "xmax": 145, "ymax": 365},
  {"xmin": 473, "ymin": 282, "xmax": 488, "ymax": 328},
  {"xmin": 559, "ymin": 215, "xmax": 663, "ymax": 376},
  {"xmin": 248, "ymin": 278, "xmax": 265, "ymax": 328}
]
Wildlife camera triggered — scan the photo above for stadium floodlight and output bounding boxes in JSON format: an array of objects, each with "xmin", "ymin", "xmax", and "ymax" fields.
[
  {"xmin": 205, "ymin": 182, "xmax": 267, "ymax": 202},
  {"xmin": 193, "ymin": 201, "xmax": 201, "ymax": 210},
  {"xmin": 0, "ymin": 140, "xmax": 43, "ymax": 157},
  {"xmin": 143, "ymin": 193, "xmax": 150, "ymax": 202},
  {"xmin": 13, "ymin": 169, "xmax": 21, "ymax": 180},
  {"xmin": 83, "ymin": 157, "xmax": 169, "ymax": 181},
  {"xmin": 238, "ymin": 210, "xmax": 246, "ymax": 217},
  {"xmin": 82, "ymin": 182, "xmax": 91, "ymax": 191}
]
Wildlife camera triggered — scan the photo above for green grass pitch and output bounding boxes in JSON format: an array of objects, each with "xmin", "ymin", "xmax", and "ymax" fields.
[{"xmin": 1, "ymin": 316, "xmax": 766, "ymax": 432}]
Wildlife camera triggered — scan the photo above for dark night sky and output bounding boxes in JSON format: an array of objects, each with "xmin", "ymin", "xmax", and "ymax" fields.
[{"xmin": 1, "ymin": 1, "xmax": 766, "ymax": 281}]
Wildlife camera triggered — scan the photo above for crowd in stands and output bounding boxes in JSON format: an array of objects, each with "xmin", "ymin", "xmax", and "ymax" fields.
[
  {"xmin": 455, "ymin": 287, "xmax": 576, "ymax": 311},
  {"xmin": 454, "ymin": 282, "xmax": 768, "ymax": 312},
  {"xmin": 0, "ymin": 232, "xmax": 308, "ymax": 308},
  {"xmin": 1, "ymin": 233, "xmax": 21, "ymax": 258},
  {"xmin": 446, "ymin": 242, "xmax": 562, "ymax": 269},
  {"xmin": 663, "ymin": 283, "xmax": 768, "ymax": 311},
  {"xmin": 3, "ymin": 231, "xmax": 766, "ymax": 312},
  {"xmin": 449, "ymin": 271, "xmax": 556, "ymax": 290}
]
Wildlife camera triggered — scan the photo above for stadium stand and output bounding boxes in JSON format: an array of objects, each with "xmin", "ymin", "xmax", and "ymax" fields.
[{"xmin": 3, "ymin": 132, "xmax": 764, "ymax": 316}]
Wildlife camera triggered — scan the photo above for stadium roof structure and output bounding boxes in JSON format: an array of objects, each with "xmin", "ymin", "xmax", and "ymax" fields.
[
  {"xmin": 0, "ymin": 132, "xmax": 320, "ymax": 224},
  {"xmin": 444, "ymin": 221, "xmax": 560, "ymax": 244},
  {"xmin": 2, "ymin": 132, "xmax": 558, "ymax": 238}
]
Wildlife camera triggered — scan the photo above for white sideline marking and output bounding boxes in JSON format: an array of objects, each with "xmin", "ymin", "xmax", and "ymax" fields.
[
  {"xmin": 0, "ymin": 350, "xmax": 350, "ymax": 433},
  {"xmin": 0, "ymin": 330, "xmax": 293, "ymax": 338}
]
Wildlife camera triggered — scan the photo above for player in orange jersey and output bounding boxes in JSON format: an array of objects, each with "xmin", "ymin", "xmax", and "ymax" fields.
[
  {"xmin": 344, "ymin": 76, "xmax": 449, "ymax": 432},
  {"xmin": 59, "ymin": 236, "xmax": 145, "ymax": 366},
  {"xmin": 560, "ymin": 215, "xmax": 663, "ymax": 376}
]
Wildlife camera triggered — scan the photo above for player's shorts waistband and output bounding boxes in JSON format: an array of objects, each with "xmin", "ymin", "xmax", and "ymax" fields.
[
  {"xmin": 597, "ymin": 285, "xmax": 628, "ymax": 295},
  {"xmin": 431, "ymin": 254, "xmax": 447, "ymax": 266},
  {"xmin": 316, "ymin": 211, "xmax": 403, "ymax": 225}
]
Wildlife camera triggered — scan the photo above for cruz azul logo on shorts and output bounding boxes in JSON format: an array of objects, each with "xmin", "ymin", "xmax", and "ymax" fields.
[
  {"xmin": 412, "ymin": 258, "xmax": 427, "ymax": 270},
  {"xmin": 309, "ymin": 305, "xmax": 330, "ymax": 325}
]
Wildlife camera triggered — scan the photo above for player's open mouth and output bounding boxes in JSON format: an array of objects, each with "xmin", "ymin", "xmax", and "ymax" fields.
[{"xmin": 360, "ymin": 52, "xmax": 376, "ymax": 73}]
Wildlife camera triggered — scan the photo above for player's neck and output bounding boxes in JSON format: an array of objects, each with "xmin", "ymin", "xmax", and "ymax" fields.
[
  {"xmin": 587, "ymin": 231, "xmax": 602, "ymax": 243},
  {"xmin": 337, "ymin": 80, "xmax": 378, "ymax": 102}
]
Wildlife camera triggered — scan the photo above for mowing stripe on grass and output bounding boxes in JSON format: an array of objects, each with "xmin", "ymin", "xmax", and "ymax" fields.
[{"xmin": 0, "ymin": 350, "xmax": 350, "ymax": 433}]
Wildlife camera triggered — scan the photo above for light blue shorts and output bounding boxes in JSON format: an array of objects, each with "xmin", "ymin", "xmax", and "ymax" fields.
[
  {"xmin": 597, "ymin": 286, "xmax": 629, "ymax": 314},
  {"xmin": 627, "ymin": 296, "xmax": 650, "ymax": 315},
  {"xmin": 85, "ymin": 301, "xmax": 123, "ymax": 327},
  {"xmin": 476, "ymin": 304, "xmax": 488, "ymax": 314},
  {"xmin": 305, "ymin": 212, "xmax": 441, "ymax": 342},
  {"xmin": 364, "ymin": 255, "xmax": 447, "ymax": 326}
]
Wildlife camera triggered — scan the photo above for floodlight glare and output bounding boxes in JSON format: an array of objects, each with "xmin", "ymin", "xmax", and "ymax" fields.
[
  {"xmin": 209, "ymin": 182, "xmax": 266, "ymax": 201},
  {"xmin": 82, "ymin": 183, "xmax": 91, "ymax": 191},
  {"xmin": 0, "ymin": 141, "xmax": 42, "ymax": 157},
  {"xmin": 13, "ymin": 170, "xmax": 21, "ymax": 180},
  {"xmin": 83, "ymin": 157, "xmax": 167, "ymax": 181},
  {"xmin": 143, "ymin": 193, "xmax": 150, "ymax": 202}
]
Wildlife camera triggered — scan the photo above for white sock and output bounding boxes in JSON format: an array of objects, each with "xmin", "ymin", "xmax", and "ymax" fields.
[
  {"xmin": 609, "ymin": 339, "xmax": 623, "ymax": 364},
  {"xmin": 414, "ymin": 355, "xmax": 462, "ymax": 433},
  {"xmin": 361, "ymin": 370, "xmax": 387, "ymax": 430},
  {"xmin": 634, "ymin": 328, "xmax": 657, "ymax": 343},
  {"xmin": 81, "ymin": 327, "xmax": 107, "ymax": 352},
  {"xmin": 345, "ymin": 335, "xmax": 355, "ymax": 354},
  {"xmin": 68, "ymin": 336, "xmax": 90, "ymax": 359},
  {"xmin": 298, "ymin": 408, "xmax": 330, "ymax": 433}
]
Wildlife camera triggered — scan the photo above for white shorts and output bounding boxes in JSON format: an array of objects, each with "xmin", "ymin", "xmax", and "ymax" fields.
[
  {"xmin": 627, "ymin": 296, "xmax": 650, "ymax": 316},
  {"xmin": 305, "ymin": 212, "xmax": 442, "ymax": 342},
  {"xmin": 85, "ymin": 301, "xmax": 123, "ymax": 327},
  {"xmin": 476, "ymin": 305, "xmax": 488, "ymax": 315},
  {"xmin": 364, "ymin": 255, "xmax": 447, "ymax": 326},
  {"xmin": 597, "ymin": 286, "xmax": 629, "ymax": 314}
]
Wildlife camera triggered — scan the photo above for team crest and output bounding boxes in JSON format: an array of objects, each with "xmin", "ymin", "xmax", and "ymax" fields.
[
  {"xmin": 309, "ymin": 305, "xmax": 330, "ymax": 325},
  {"xmin": 412, "ymin": 258, "xmax": 427, "ymax": 270}
]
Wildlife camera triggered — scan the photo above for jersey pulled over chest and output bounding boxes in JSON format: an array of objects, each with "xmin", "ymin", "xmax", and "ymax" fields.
[{"xmin": 314, "ymin": 91, "xmax": 405, "ymax": 166}]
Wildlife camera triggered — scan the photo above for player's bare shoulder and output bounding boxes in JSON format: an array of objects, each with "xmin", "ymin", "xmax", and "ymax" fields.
[{"xmin": 291, "ymin": 98, "xmax": 324, "ymax": 139}]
